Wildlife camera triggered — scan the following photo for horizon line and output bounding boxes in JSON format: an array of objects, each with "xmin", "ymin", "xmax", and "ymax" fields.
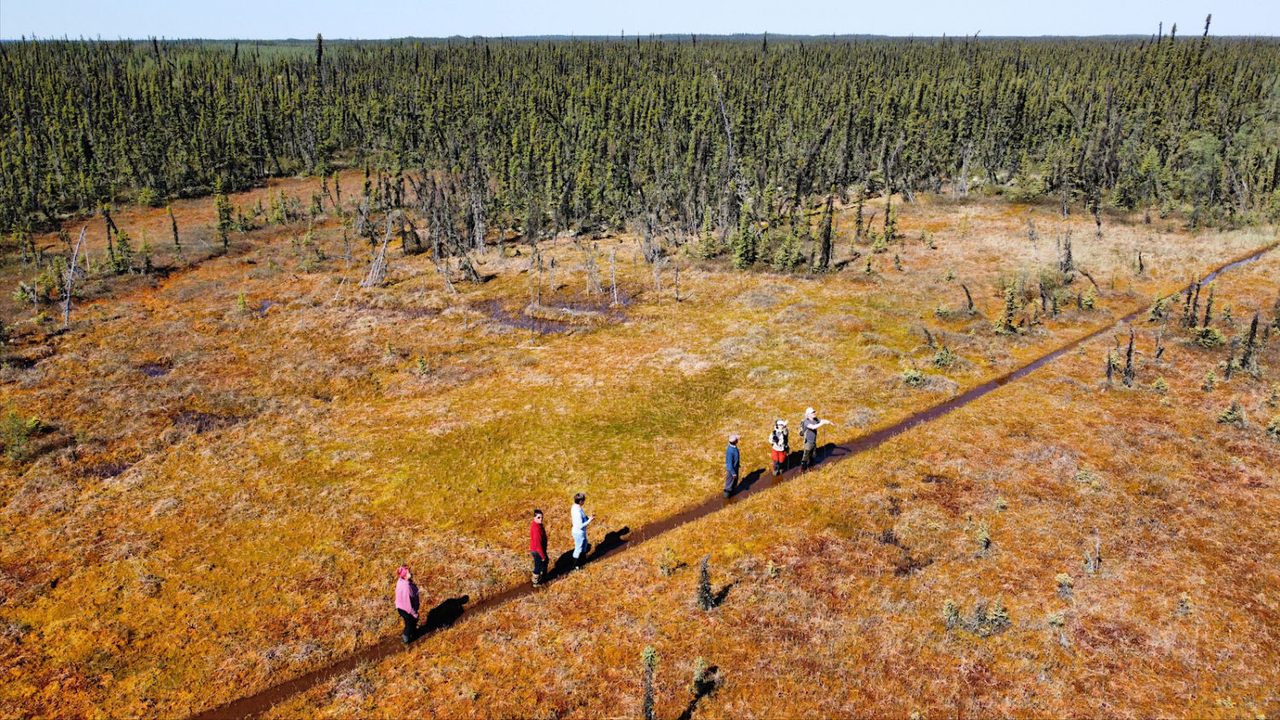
[{"xmin": 4, "ymin": 32, "xmax": 1280, "ymax": 42}]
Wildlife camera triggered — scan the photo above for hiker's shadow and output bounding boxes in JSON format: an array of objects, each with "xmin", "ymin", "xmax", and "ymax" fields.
[
  {"xmin": 595, "ymin": 526, "xmax": 631, "ymax": 556},
  {"xmin": 550, "ymin": 550, "xmax": 577, "ymax": 578},
  {"xmin": 546, "ymin": 526, "xmax": 631, "ymax": 578},
  {"xmin": 421, "ymin": 594, "xmax": 469, "ymax": 634},
  {"xmin": 733, "ymin": 469, "xmax": 766, "ymax": 494},
  {"xmin": 820, "ymin": 442, "xmax": 845, "ymax": 461}
]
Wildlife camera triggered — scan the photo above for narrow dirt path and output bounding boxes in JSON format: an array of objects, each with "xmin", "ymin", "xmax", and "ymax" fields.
[{"xmin": 190, "ymin": 241, "xmax": 1277, "ymax": 720}]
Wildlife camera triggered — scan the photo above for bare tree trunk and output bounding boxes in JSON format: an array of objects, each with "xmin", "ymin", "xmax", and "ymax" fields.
[
  {"xmin": 168, "ymin": 205, "xmax": 181, "ymax": 256},
  {"xmin": 62, "ymin": 226, "xmax": 87, "ymax": 327},
  {"xmin": 610, "ymin": 247, "xmax": 619, "ymax": 306},
  {"xmin": 361, "ymin": 213, "xmax": 394, "ymax": 287}
]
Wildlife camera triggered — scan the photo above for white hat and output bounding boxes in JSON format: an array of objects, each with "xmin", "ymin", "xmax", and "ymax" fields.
[
  {"xmin": 777, "ymin": 418, "xmax": 787, "ymax": 426},
  {"xmin": 804, "ymin": 407, "xmax": 816, "ymax": 417},
  {"xmin": 728, "ymin": 433, "xmax": 739, "ymax": 443}
]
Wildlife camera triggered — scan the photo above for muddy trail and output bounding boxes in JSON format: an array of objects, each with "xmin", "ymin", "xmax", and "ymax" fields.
[{"xmin": 190, "ymin": 241, "xmax": 1277, "ymax": 720}]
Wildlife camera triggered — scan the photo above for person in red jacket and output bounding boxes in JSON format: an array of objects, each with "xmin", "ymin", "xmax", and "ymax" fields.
[{"xmin": 530, "ymin": 509, "xmax": 548, "ymax": 586}]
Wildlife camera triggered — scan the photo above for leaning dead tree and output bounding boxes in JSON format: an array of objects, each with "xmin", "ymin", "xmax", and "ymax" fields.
[
  {"xmin": 361, "ymin": 213, "xmax": 394, "ymax": 287},
  {"xmin": 61, "ymin": 225, "xmax": 87, "ymax": 326}
]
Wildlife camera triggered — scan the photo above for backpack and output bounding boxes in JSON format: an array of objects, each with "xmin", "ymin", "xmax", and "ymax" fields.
[{"xmin": 771, "ymin": 428, "xmax": 789, "ymax": 450}]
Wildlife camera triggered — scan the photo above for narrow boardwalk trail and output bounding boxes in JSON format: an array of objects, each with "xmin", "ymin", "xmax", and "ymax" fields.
[{"xmin": 191, "ymin": 241, "xmax": 1277, "ymax": 720}]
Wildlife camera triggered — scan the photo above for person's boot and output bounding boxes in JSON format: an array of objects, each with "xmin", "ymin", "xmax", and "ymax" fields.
[
  {"xmin": 532, "ymin": 572, "xmax": 540, "ymax": 587},
  {"xmin": 401, "ymin": 631, "xmax": 411, "ymax": 644}
]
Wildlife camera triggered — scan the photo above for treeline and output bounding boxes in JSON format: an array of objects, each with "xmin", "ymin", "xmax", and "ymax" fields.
[{"xmin": 3, "ymin": 30, "xmax": 1280, "ymax": 245}]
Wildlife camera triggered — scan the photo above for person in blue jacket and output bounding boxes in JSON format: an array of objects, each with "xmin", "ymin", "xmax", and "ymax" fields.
[{"xmin": 724, "ymin": 434, "xmax": 740, "ymax": 497}]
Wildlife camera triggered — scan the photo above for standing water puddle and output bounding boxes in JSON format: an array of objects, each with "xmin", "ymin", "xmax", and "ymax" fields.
[{"xmin": 191, "ymin": 242, "xmax": 1276, "ymax": 720}]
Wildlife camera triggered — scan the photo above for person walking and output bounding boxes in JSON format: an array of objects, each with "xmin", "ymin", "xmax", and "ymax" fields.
[
  {"xmin": 724, "ymin": 434, "xmax": 740, "ymax": 497},
  {"xmin": 769, "ymin": 419, "xmax": 790, "ymax": 476},
  {"xmin": 530, "ymin": 509, "xmax": 548, "ymax": 586},
  {"xmin": 571, "ymin": 493, "xmax": 592, "ymax": 569},
  {"xmin": 799, "ymin": 407, "xmax": 833, "ymax": 472},
  {"xmin": 394, "ymin": 565, "xmax": 420, "ymax": 644}
]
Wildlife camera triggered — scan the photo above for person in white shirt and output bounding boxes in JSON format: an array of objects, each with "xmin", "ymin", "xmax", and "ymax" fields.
[
  {"xmin": 571, "ymin": 492, "xmax": 592, "ymax": 569},
  {"xmin": 800, "ymin": 407, "xmax": 833, "ymax": 471}
]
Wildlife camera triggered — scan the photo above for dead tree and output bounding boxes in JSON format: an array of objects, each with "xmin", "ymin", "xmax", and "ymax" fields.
[
  {"xmin": 582, "ymin": 242, "xmax": 602, "ymax": 296},
  {"xmin": 361, "ymin": 213, "xmax": 394, "ymax": 287},
  {"xmin": 961, "ymin": 284, "xmax": 976, "ymax": 315},
  {"xmin": 61, "ymin": 226, "xmax": 87, "ymax": 327},
  {"xmin": 1057, "ymin": 233, "xmax": 1074, "ymax": 274},
  {"xmin": 610, "ymin": 247, "xmax": 619, "ymax": 306},
  {"xmin": 1122, "ymin": 327, "xmax": 1136, "ymax": 387},
  {"xmin": 102, "ymin": 205, "xmax": 120, "ymax": 266},
  {"xmin": 1182, "ymin": 281, "xmax": 1200, "ymax": 327},
  {"xmin": 168, "ymin": 206, "xmax": 181, "ymax": 255},
  {"xmin": 1240, "ymin": 312, "xmax": 1260, "ymax": 373},
  {"xmin": 1084, "ymin": 533, "xmax": 1102, "ymax": 574}
]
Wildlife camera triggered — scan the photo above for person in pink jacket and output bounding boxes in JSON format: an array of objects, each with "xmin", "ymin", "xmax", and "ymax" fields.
[{"xmin": 395, "ymin": 565, "xmax": 420, "ymax": 643}]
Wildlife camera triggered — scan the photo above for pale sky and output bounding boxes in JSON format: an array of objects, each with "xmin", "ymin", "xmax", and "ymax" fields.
[{"xmin": 1, "ymin": 0, "xmax": 1276, "ymax": 40}]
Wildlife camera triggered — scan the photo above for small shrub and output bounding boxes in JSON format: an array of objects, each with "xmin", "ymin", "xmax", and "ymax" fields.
[
  {"xmin": 994, "ymin": 496, "xmax": 1008, "ymax": 511},
  {"xmin": 770, "ymin": 230, "xmax": 805, "ymax": 272},
  {"xmin": 1, "ymin": 409, "xmax": 43, "ymax": 461},
  {"xmin": 1217, "ymin": 400, "xmax": 1245, "ymax": 428},
  {"xmin": 1074, "ymin": 469, "xmax": 1100, "ymax": 488},
  {"xmin": 1046, "ymin": 611, "xmax": 1066, "ymax": 628},
  {"xmin": 901, "ymin": 368, "xmax": 927, "ymax": 388},
  {"xmin": 942, "ymin": 599, "xmax": 961, "ymax": 630},
  {"xmin": 1152, "ymin": 377, "xmax": 1169, "ymax": 394},
  {"xmin": 1148, "ymin": 295, "xmax": 1171, "ymax": 321},
  {"xmin": 971, "ymin": 599, "xmax": 1010, "ymax": 637},
  {"xmin": 641, "ymin": 646, "xmax": 658, "ymax": 720},
  {"xmin": 871, "ymin": 234, "xmax": 888, "ymax": 254},
  {"xmin": 932, "ymin": 346, "xmax": 957, "ymax": 368},
  {"xmin": 1202, "ymin": 371, "xmax": 1217, "ymax": 392},
  {"xmin": 943, "ymin": 598, "xmax": 1010, "ymax": 636},
  {"xmin": 1194, "ymin": 326, "xmax": 1225, "ymax": 348},
  {"xmin": 658, "ymin": 547, "xmax": 681, "ymax": 577},
  {"xmin": 994, "ymin": 285, "xmax": 1020, "ymax": 335},
  {"xmin": 1081, "ymin": 287, "xmax": 1097, "ymax": 310},
  {"xmin": 136, "ymin": 187, "xmax": 162, "ymax": 207},
  {"xmin": 1056, "ymin": 573, "xmax": 1074, "ymax": 600},
  {"xmin": 1176, "ymin": 594, "xmax": 1192, "ymax": 618},
  {"xmin": 696, "ymin": 555, "xmax": 715, "ymax": 610},
  {"xmin": 1267, "ymin": 415, "xmax": 1280, "ymax": 439},
  {"xmin": 975, "ymin": 523, "xmax": 992, "ymax": 554}
]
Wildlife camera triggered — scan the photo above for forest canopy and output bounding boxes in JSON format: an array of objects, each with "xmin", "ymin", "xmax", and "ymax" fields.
[{"xmin": 2, "ymin": 32, "xmax": 1279, "ymax": 240}]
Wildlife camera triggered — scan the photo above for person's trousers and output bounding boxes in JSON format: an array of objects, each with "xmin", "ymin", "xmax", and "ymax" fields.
[
  {"xmin": 398, "ymin": 609, "xmax": 417, "ymax": 640},
  {"xmin": 724, "ymin": 468, "xmax": 738, "ymax": 493},
  {"xmin": 801, "ymin": 442, "xmax": 816, "ymax": 469},
  {"xmin": 531, "ymin": 552, "xmax": 547, "ymax": 577},
  {"xmin": 572, "ymin": 532, "xmax": 591, "ymax": 563}
]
